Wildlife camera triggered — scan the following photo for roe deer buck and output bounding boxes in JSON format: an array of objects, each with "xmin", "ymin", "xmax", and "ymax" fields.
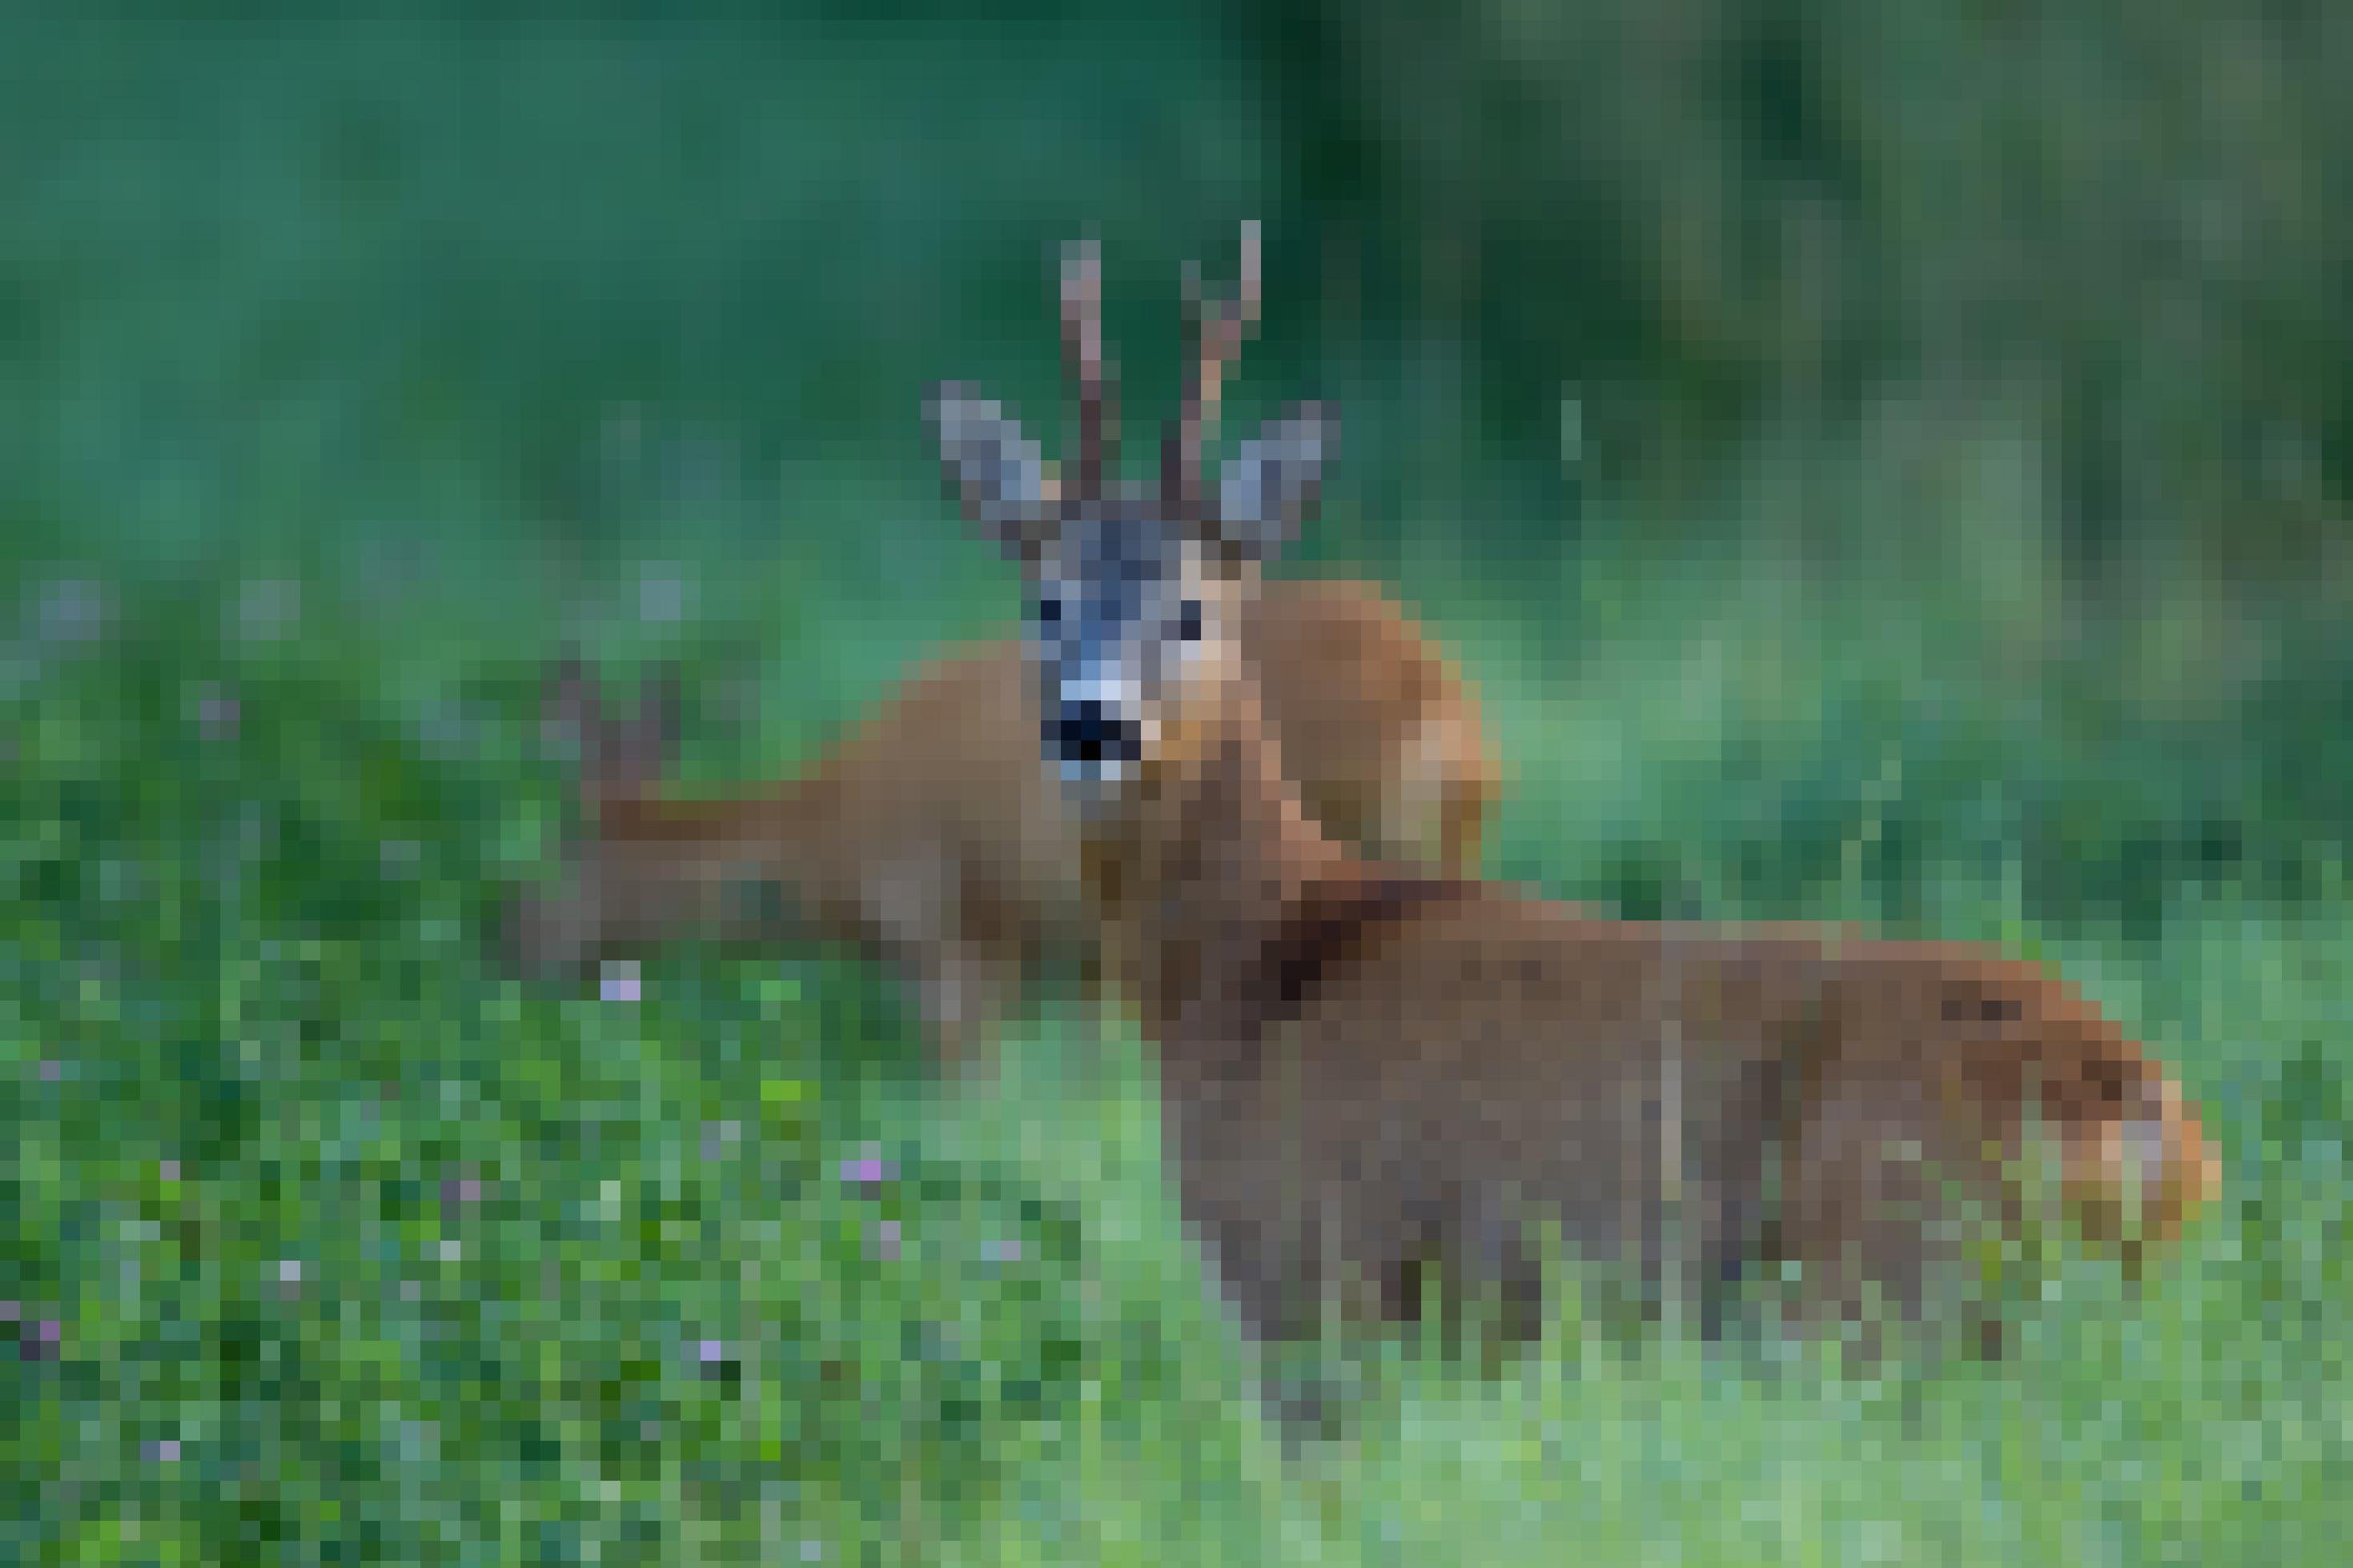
[
  {"xmin": 505, "ymin": 227, "xmax": 1497, "ymax": 1074},
  {"xmin": 930, "ymin": 227, "xmax": 2222, "ymax": 1373}
]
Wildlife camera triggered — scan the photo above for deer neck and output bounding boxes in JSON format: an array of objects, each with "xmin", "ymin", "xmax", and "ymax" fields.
[
  {"xmin": 1078, "ymin": 685, "xmax": 1353, "ymax": 1045},
  {"xmin": 592, "ymin": 758, "xmax": 829, "ymax": 860},
  {"xmin": 584, "ymin": 760, "xmax": 849, "ymax": 944}
]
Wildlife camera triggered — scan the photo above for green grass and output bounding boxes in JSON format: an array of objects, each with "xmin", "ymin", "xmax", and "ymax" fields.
[
  {"xmin": 7, "ymin": 523, "xmax": 2345, "ymax": 1566},
  {"xmin": 3, "ymin": 13, "xmax": 2348, "ymax": 1565}
]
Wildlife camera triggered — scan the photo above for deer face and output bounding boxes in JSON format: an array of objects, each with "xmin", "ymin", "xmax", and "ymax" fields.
[
  {"xmin": 1021, "ymin": 497, "xmax": 1223, "ymax": 803},
  {"xmin": 927, "ymin": 227, "xmax": 1331, "ymax": 820}
]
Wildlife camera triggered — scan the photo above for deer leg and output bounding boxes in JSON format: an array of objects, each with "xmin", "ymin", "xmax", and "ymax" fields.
[
  {"xmin": 1452, "ymin": 1193, "xmax": 1548, "ymax": 1351},
  {"xmin": 861, "ymin": 848, "xmax": 1029, "ymax": 1073},
  {"xmin": 1773, "ymin": 1073, "xmax": 2001, "ymax": 1362},
  {"xmin": 503, "ymin": 872, "xmax": 606, "ymax": 979},
  {"xmin": 905, "ymin": 940, "xmax": 1016, "ymax": 1077}
]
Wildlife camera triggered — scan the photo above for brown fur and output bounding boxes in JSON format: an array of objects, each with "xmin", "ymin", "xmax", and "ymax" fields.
[
  {"xmin": 933, "ymin": 224, "xmax": 2219, "ymax": 1365},
  {"xmin": 1089, "ymin": 672, "xmax": 2221, "ymax": 1357},
  {"xmin": 504, "ymin": 575, "xmax": 1499, "ymax": 1072}
]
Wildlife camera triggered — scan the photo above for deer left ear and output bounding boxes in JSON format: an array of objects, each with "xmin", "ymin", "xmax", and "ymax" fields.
[
  {"xmin": 1212, "ymin": 401, "xmax": 1331, "ymax": 563},
  {"xmin": 928, "ymin": 382, "xmax": 1054, "ymax": 563},
  {"xmin": 632, "ymin": 660, "xmax": 685, "ymax": 785},
  {"xmin": 540, "ymin": 648, "xmax": 600, "ymax": 739}
]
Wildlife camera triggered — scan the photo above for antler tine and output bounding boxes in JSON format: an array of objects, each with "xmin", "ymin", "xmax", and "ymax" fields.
[
  {"xmin": 1201, "ymin": 219, "xmax": 1263, "ymax": 455},
  {"xmin": 1163, "ymin": 221, "xmax": 1264, "ymax": 515},
  {"xmin": 1061, "ymin": 236, "xmax": 1114, "ymax": 503}
]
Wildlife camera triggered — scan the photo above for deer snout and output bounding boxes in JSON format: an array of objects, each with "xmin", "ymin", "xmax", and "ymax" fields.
[
  {"xmin": 501, "ymin": 876, "xmax": 601, "ymax": 979},
  {"xmin": 1045, "ymin": 669, "xmax": 1146, "ymax": 784}
]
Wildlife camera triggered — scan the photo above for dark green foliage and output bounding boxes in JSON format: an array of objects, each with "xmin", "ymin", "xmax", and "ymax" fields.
[{"xmin": 1240, "ymin": 0, "xmax": 2353, "ymax": 583}]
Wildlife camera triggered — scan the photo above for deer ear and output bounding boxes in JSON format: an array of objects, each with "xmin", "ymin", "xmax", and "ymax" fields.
[
  {"xmin": 635, "ymin": 660, "xmax": 685, "ymax": 780},
  {"xmin": 541, "ymin": 649, "xmax": 600, "ymax": 737},
  {"xmin": 927, "ymin": 382, "xmax": 1054, "ymax": 563},
  {"xmin": 1213, "ymin": 402, "xmax": 1331, "ymax": 563}
]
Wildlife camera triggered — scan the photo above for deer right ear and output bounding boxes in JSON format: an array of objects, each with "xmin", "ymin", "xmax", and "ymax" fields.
[
  {"xmin": 928, "ymin": 382, "xmax": 1054, "ymax": 563},
  {"xmin": 1212, "ymin": 401, "xmax": 1332, "ymax": 563}
]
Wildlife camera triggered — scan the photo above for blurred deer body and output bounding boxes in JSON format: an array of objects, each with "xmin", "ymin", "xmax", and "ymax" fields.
[
  {"xmin": 521, "ymin": 639, "xmax": 1059, "ymax": 1064},
  {"xmin": 932, "ymin": 224, "xmax": 2221, "ymax": 1362},
  {"xmin": 520, "ymin": 579, "xmax": 1493, "ymax": 1069},
  {"xmin": 515, "ymin": 227, "xmax": 1496, "ymax": 1070}
]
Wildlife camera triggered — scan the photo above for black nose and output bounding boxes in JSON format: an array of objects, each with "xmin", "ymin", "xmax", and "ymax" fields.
[{"xmin": 1047, "ymin": 699, "xmax": 1142, "ymax": 768}]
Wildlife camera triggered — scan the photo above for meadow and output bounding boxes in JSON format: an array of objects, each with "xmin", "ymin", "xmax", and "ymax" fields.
[{"xmin": 4, "ymin": 14, "xmax": 2347, "ymax": 1565}]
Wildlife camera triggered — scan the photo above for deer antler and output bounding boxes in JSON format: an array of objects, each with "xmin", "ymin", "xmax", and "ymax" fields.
[
  {"xmin": 1162, "ymin": 220, "xmax": 1264, "ymax": 519},
  {"xmin": 1061, "ymin": 236, "xmax": 1116, "ymax": 503}
]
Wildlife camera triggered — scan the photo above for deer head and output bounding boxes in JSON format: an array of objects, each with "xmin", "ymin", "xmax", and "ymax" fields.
[
  {"xmin": 501, "ymin": 652, "xmax": 686, "ymax": 976},
  {"xmin": 927, "ymin": 224, "xmax": 1332, "ymax": 824}
]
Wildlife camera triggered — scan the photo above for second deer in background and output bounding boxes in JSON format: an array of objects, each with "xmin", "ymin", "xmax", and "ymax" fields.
[{"xmin": 506, "ymin": 226, "xmax": 1498, "ymax": 1073}]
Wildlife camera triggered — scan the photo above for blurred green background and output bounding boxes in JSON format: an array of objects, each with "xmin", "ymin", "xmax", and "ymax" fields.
[{"xmin": 4, "ymin": 9, "xmax": 2347, "ymax": 1565}]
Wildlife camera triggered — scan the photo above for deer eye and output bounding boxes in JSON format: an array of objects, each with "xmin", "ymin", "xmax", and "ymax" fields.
[{"xmin": 1175, "ymin": 599, "xmax": 1204, "ymax": 644}]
